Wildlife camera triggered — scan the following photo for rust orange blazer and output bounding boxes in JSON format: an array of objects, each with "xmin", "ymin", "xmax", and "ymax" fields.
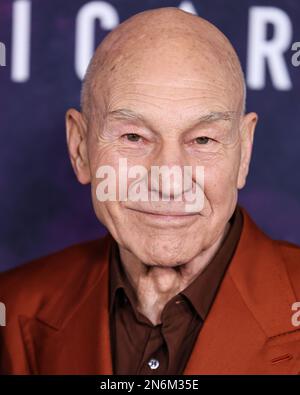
[{"xmin": 1, "ymin": 207, "xmax": 300, "ymax": 374}]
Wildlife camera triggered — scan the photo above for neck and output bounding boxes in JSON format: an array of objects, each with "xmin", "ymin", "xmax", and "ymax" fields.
[{"xmin": 118, "ymin": 222, "xmax": 230, "ymax": 325}]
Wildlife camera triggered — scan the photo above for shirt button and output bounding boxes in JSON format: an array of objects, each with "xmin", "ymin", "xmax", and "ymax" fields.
[{"xmin": 148, "ymin": 358, "xmax": 160, "ymax": 370}]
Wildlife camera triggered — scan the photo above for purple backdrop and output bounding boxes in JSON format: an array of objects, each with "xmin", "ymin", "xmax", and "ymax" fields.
[{"xmin": 1, "ymin": 0, "xmax": 300, "ymax": 271}]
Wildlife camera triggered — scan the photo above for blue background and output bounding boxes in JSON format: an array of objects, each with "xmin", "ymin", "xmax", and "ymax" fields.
[{"xmin": 0, "ymin": 0, "xmax": 300, "ymax": 271}]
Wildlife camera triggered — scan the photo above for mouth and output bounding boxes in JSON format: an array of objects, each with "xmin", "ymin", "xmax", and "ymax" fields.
[{"xmin": 126, "ymin": 207, "xmax": 199, "ymax": 224}]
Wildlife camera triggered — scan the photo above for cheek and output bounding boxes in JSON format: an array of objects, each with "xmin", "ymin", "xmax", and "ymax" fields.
[
  {"xmin": 202, "ymin": 155, "xmax": 240, "ymax": 204},
  {"xmin": 89, "ymin": 143, "xmax": 118, "ymax": 171},
  {"xmin": 87, "ymin": 144, "xmax": 121, "ymax": 222}
]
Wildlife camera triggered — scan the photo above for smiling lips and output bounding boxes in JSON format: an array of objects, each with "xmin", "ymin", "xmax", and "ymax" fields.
[
  {"xmin": 131, "ymin": 208, "xmax": 197, "ymax": 216},
  {"xmin": 126, "ymin": 207, "xmax": 200, "ymax": 226}
]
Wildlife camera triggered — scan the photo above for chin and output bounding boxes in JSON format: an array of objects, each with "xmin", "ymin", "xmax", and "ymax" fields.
[{"xmin": 126, "ymin": 236, "xmax": 203, "ymax": 267}]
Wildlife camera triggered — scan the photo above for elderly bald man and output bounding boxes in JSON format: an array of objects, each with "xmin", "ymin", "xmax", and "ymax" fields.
[{"xmin": 1, "ymin": 7, "xmax": 300, "ymax": 375}]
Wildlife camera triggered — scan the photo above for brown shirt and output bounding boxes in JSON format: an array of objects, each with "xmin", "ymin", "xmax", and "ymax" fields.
[{"xmin": 109, "ymin": 205, "xmax": 243, "ymax": 375}]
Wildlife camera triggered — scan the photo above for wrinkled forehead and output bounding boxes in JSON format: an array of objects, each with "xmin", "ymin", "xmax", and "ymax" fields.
[{"xmin": 91, "ymin": 44, "xmax": 243, "ymax": 122}]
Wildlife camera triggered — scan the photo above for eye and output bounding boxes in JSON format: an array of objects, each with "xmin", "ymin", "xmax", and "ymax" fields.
[
  {"xmin": 123, "ymin": 133, "xmax": 142, "ymax": 142},
  {"xmin": 195, "ymin": 136, "xmax": 211, "ymax": 145}
]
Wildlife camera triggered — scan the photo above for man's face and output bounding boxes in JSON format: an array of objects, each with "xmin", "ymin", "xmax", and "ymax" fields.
[
  {"xmin": 67, "ymin": 36, "xmax": 257, "ymax": 267},
  {"xmin": 79, "ymin": 38, "xmax": 255, "ymax": 266}
]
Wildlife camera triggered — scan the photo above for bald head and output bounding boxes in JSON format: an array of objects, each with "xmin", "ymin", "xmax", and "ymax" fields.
[{"xmin": 80, "ymin": 7, "xmax": 246, "ymax": 118}]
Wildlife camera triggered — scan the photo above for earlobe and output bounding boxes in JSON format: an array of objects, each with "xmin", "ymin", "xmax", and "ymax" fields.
[
  {"xmin": 237, "ymin": 112, "xmax": 258, "ymax": 189},
  {"xmin": 65, "ymin": 108, "xmax": 91, "ymax": 184}
]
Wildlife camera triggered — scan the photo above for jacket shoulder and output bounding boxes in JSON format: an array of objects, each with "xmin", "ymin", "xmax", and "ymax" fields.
[
  {"xmin": 0, "ymin": 234, "xmax": 111, "ymax": 318},
  {"xmin": 274, "ymin": 238, "xmax": 300, "ymax": 297}
]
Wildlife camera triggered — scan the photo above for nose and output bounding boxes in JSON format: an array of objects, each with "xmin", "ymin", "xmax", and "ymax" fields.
[{"xmin": 148, "ymin": 140, "xmax": 191, "ymax": 201}]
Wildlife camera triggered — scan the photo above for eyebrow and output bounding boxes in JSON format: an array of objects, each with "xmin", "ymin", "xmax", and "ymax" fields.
[{"xmin": 106, "ymin": 108, "xmax": 238, "ymax": 126}]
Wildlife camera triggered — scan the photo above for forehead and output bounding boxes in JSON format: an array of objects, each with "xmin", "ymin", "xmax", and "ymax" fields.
[
  {"xmin": 101, "ymin": 79, "xmax": 239, "ymax": 133},
  {"xmin": 92, "ymin": 35, "xmax": 243, "ymax": 126}
]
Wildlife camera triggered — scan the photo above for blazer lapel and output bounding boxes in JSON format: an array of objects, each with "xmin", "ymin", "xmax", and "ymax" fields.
[
  {"xmin": 184, "ymin": 208, "xmax": 300, "ymax": 374},
  {"xmin": 19, "ymin": 234, "xmax": 114, "ymax": 374}
]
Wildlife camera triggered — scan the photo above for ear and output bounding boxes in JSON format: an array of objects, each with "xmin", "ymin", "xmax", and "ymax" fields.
[
  {"xmin": 237, "ymin": 112, "xmax": 258, "ymax": 189},
  {"xmin": 65, "ymin": 108, "xmax": 91, "ymax": 184}
]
